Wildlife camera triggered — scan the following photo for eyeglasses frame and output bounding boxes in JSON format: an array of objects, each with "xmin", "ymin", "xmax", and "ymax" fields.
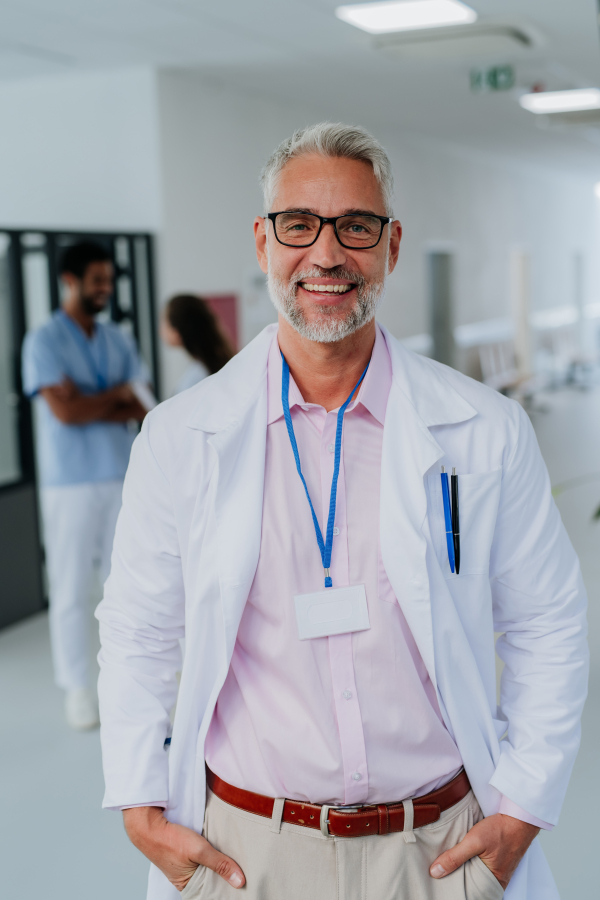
[{"xmin": 266, "ymin": 212, "xmax": 393, "ymax": 250}]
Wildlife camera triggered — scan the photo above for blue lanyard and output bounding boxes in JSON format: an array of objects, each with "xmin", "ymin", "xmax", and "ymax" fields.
[
  {"xmin": 59, "ymin": 310, "xmax": 108, "ymax": 390},
  {"xmin": 281, "ymin": 352, "xmax": 370, "ymax": 588}
]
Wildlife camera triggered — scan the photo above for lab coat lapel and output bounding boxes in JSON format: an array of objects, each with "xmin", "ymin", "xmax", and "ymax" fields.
[
  {"xmin": 208, "ymin": 402, "xmax": 267, "ymax": 656},
  {"xmin": 380, "ymin": 381, "xmax": 443, "ymax": 689},
  {"xmin": 379, "ymin": 329, "xmax": 476, "ymax": 691},
  {"xmin": 187, "ymin": 326, "xmax": 275, "ymax": 656}
]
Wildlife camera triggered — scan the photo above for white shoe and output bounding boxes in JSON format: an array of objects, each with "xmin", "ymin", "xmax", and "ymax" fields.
[{"xmin": 65, "ymin": 688, "xmax": 100, "ymax": 731}]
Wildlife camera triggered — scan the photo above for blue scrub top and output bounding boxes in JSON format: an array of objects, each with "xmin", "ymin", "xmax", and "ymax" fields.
[{"xmin": 22, "ymin": 310, "xmax": 150, "ymax": 488}]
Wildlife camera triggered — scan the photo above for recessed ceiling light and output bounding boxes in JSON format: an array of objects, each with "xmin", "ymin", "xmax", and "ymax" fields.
[
  {"xmin": 519, "ymin": 89, "xmax": 600, "ymax": 115},
  {"xmin": 594, "ymin": 182, "xmax": 600, "ymax": 200},
  {"xmin": 335, "ymin": 0, "xmax": 477, "ymax": 35}
]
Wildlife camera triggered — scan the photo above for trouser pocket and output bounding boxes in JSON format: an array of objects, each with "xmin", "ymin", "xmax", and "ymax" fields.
[
  {"xmin": 180, "ymin": 864, "xmax": 207, "ymax": 900},
  {"xmin": 465, "ymin": 855, "xmax": 504, "ymax": 900}
]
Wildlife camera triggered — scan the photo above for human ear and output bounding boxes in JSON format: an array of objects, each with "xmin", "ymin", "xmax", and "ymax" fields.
[
  {"xmin": 254, "ymin": 217, "xmax": 269, "ymax": 274},
  {"xmin": 387, "ymin": 221, "xmax": 402, "ymax": 275}
]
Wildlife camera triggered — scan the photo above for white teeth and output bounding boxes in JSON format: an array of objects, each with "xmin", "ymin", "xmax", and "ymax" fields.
[{"xmin": 301, "ymin": 283, "xmax": 353, "ymax": 293}]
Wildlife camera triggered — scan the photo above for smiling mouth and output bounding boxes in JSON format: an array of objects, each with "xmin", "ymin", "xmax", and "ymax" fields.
[{"xmin": 299, "ymin": 282, "xmax": 355, "ymax": 293}]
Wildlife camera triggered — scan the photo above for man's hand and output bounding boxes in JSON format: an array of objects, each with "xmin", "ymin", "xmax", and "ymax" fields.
[
  {"xmin": 123, "ymin": 806, "xmax": 245, "ymax": 893},
  {"xmin": 51, "ymin": 377, "xmax": 79, "ymax": 401},
  {"xmin": 108, "ymin": 382, "xmax": 137, "ymax": 405},
  {"xmin": 430, "ymin": 814, "xmax": 539, "ymax": 889}
]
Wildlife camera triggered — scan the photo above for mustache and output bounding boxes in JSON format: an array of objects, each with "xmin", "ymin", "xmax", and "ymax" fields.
[{"xmin": 289, "ymin": 267, "xmax": 365, "ymax": 288}]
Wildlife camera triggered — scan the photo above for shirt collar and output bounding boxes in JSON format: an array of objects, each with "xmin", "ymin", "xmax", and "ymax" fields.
[
  {"xmin": 57, "ymin": 308, "xmax": 99, "ymax": 343},
  {"xmin": 267, "ymin": 323, "xmax": 392, "ymax": 426}
]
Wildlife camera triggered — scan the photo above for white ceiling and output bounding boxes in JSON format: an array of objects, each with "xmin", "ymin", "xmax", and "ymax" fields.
[{"xmin": 1, "ymin": 0, "xmax": 600, "ymax": 176}]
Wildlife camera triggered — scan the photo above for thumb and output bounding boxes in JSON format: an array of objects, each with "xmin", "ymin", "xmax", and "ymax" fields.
[
  {"xmin": 197, "ymin": 838, "xmax": 245, "ymax": 889},
  {"xmin": 430, "ymin": 829, "xmax": 484, "ymax": 879}
]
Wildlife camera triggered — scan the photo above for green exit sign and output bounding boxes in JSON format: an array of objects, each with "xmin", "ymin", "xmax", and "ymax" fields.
[{"xmin": 470, "ymin": 66, "xmax": 515, "ymax": 92}]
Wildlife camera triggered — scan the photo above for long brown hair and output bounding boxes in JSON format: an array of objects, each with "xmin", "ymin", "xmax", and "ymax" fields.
[{"xmin": 166, "ymin": 294, "xmax": 234, "ymax": 375}]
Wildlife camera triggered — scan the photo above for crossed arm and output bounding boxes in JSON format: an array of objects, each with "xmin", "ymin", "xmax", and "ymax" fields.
[{"xmin": 40, "ymin": 378, "xmax": 147, "ymax": 424}]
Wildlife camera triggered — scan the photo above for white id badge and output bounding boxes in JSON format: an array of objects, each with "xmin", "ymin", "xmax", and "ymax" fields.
[{"xmin": 294, "ymin": 584, "xmax": 370, "ymax": 640}]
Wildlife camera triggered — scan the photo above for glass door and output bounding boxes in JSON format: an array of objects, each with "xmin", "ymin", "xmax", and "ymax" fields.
[
  {"xmin": 0, "ymin": 234, "xmax": 21, "ymax": 486},
  {"xmin": 0, "ymin": 229, "xmax": 157, "ymax": 630}
]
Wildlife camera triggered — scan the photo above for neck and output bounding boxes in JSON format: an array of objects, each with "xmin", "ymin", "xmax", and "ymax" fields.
[
  {"xmin": 277, "ymin": 316, "xmax": 376, "ymax": 411},
  {"xmin": 63, "ymin": 297, "xmax": 95, "ymax": 337}
]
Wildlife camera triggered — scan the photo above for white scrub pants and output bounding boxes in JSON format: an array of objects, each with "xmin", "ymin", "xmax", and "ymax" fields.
[{"xmin": 40, "ymin": 480, "xmax": 123, "ymax": 691}]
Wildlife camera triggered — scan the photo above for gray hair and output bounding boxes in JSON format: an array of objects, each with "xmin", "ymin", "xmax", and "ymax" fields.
[{"xmin": 260, "ymin": 122, "xmax": 394, "ymax": 216}]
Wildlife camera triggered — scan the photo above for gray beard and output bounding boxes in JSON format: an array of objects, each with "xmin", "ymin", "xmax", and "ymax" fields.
[{"xmin": 267, "ymin": 266, "xmax": 386, "ymax": 344}]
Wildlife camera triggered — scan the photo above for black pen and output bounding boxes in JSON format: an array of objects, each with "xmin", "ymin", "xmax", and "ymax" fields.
[{"xmin": 451, "ymin": 467, "xmax": 460, "ymax": 575}]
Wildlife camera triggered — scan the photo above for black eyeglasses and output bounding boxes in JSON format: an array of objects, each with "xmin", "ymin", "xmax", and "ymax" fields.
[{"xmin": 267, "ymin": 212, "xmax": 392, "ymax": 250}]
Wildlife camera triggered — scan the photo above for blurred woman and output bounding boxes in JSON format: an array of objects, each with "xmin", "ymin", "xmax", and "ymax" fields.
[{"xmin": 161, "ymin": 294, "xmax": 234, "ymax": 394}]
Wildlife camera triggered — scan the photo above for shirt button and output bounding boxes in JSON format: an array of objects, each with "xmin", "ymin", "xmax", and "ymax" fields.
[
  {"xmin": 333, "ymin": 527, "xmax": 340, "ymax": 535},
  {"xmin": 343, "ymin": 690, "xmax": 352, "ymax": 700},
  {"xmin": 352, "ymin": 772, "xmax": 362, "ymax": 781},
  {"xmin": 328, "ymin": 443, "xmax": 335, "ymax": 453}
]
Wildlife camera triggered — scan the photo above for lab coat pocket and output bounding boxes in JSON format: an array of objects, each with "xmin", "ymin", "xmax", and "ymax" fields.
[{"xmin": 429, "ymin": 469, "xmax": 502, "ymax": 577}]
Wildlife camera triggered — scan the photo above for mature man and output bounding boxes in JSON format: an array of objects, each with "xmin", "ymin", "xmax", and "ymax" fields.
[
  {"xmin": 97, "ymin": 125, "xmax": 587, "ymax": 900},
  {"xmin": 22, "ymin": 240, "xmax": 148, "ymax": 730}
]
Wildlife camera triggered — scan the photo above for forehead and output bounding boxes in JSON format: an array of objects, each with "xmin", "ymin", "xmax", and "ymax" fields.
[
  {"xmin": 273, "ymin": 154, "xmax": 386, "ymax": 215},
  {"xmin": 84, "ymin": 260, "xmax": 113, "ymax": 278}
]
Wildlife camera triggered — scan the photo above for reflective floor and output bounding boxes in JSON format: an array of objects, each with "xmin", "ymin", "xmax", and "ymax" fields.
[
  {"xmin": 0, "ymin": 607, "xmax": 149, "ymax": 898},
  {"xmin": 530, "ymin": 387, "xmax": 600, "ymax": 900},
  {"xmin": 1, "ymin": 385, "xmax": 598, "ymax": 899}
]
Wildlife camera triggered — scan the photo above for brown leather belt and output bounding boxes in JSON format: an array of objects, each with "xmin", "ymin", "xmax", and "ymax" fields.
[{"xmin": 206, "ymin": 766, "xmax": 471, "ymax": 838}]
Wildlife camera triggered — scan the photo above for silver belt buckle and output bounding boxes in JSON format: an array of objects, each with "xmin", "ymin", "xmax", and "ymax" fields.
[
  {"xmin": 320, "ymin": 804, "xmax": 332, "ymax": 836},
  {"xmin": 320, "ymin": 804, "xmax": 360, "ymax": 837}
]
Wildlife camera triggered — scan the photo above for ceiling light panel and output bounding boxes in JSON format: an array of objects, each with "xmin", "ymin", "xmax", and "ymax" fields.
[
  {"xmin": 335, "ymin": 0, "xmax": 477, "ymax": 35},
  {"xmin": 519, "ymin": 89, "xmax": 600, "ymax": 115}
]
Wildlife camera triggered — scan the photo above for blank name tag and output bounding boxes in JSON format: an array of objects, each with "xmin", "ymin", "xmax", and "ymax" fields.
[{"xmin": 294, "ymin": 584, "xmax": 370, "ymax": 640}]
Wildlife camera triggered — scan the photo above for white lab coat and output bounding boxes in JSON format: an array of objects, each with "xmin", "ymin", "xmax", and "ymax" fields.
[{"xmin": 97, "ymin": 324, "xmax": 588, "ymax": 900}]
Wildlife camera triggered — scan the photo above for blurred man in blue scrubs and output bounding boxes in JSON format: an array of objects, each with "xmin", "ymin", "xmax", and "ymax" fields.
[{"xmin": 22, "ymin": 241, "xmax": 148, "ymax": 730}]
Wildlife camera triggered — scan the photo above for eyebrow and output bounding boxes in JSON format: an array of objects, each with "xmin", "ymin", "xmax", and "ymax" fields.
[
  {"xmin": 344, "ymin": 208, "xmax": 383, "ymax": 217},
  {"xmin": 279, "ymin": 207, "xmax": 384, "ymax": 217}
]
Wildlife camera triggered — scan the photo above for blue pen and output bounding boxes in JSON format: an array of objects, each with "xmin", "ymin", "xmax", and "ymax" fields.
[{"xmin": 441, "ymin": 466, "xmax": 455, "ymax": 573}]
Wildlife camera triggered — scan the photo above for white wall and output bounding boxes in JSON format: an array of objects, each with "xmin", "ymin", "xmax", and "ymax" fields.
[
  {"xmin": 380, "ymin": 137, "xmax": 600, "ymax": 340},
  {"xmin": 0, "ymin": 67, "xmax": 161, "ymax": 231},
  {"xmin": 156, "ymin": 70, "xmax": 600, "ymax": 393}
]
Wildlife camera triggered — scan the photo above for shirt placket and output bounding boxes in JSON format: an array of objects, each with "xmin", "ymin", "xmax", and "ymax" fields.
[{"xmin": 320, "ymin": 408, "xmax": 369, "ymax": 806}]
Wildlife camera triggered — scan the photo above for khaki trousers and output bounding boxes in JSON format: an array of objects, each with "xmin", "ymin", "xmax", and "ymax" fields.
[{"xmin": 181, "ymin": 788, "xmax": 504, "ymax": 900}]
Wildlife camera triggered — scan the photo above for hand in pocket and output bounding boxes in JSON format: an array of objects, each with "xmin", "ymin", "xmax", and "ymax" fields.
[
  {"xmin": 428, "ymin": 812, "xmax": 539, "ymax": 890},
  {"xmin": 123, "ymin": 806, "xmax": 245, "ymax": 892}
]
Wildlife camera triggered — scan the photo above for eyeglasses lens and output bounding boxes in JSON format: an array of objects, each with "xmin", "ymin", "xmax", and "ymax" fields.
[
  {"xmin": 336, "ymin": 215, "xmax": 383, "ymax": 247},
  {"xmin": 275, "ymin": 214, "xmax": 383, "ymax": 248},
  {"xmin": 275, "ymin": 214, "xmax": 320, "ymax": 245}
]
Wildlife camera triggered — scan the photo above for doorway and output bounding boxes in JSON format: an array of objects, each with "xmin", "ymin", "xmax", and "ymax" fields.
[{"xmin": 0, "ymin": 229, "xmax": 157, "ymax": 629}]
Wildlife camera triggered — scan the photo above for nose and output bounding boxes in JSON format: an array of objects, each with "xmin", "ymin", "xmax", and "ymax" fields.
[{"xmin": 307, "ymin": 222, "xmax": 348, "ymax": 270}]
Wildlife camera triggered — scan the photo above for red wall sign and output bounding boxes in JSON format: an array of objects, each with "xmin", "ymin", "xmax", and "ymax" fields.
[{"xmin": 203, "ymin": 294, "xmax": 239, "ymax": 351}]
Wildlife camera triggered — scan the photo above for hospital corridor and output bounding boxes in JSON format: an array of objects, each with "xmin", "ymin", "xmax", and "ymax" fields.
[{"xmin": 0, "ymin": 2, "xmax": 599, "ymax": 900}]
